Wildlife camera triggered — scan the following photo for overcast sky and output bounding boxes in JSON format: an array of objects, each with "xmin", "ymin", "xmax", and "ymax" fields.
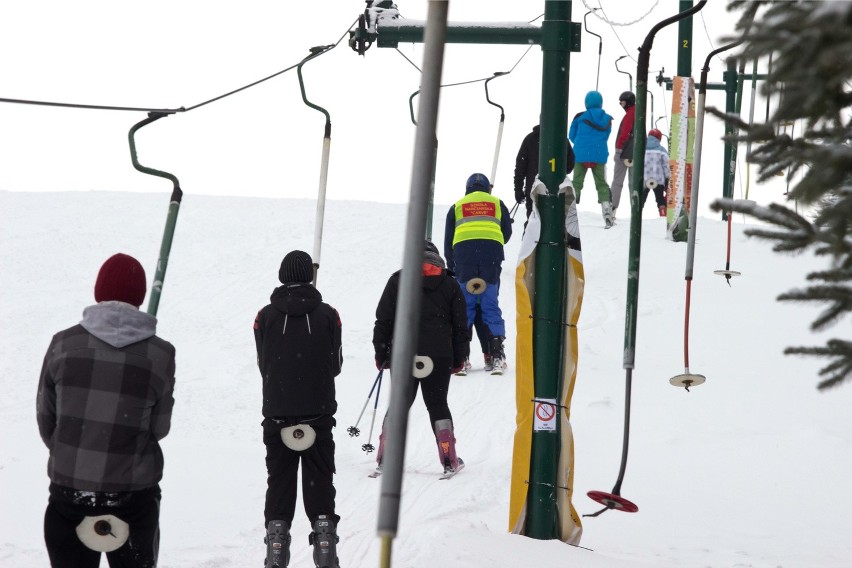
[{"xmin": 1, "ymin": 1, "xmax": 778, "ymax": 214}]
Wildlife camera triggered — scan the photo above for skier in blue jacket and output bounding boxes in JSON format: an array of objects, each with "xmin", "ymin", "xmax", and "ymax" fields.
[{"xmin": 569, "ymin": 90, "xmax": 614, "ymax": 228}]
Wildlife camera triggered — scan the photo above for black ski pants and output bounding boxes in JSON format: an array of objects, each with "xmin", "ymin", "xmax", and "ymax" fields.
[
  {"xmin": 263, "ymin": 414, "xmax": 336, "ymax": 526},
  {"xmin": 407, "ymin": 356, "xmax": 453, "ymax": 428},
  {"xmin": 44, "ymin": 483, "xmax": 160, "ymax": 568}
]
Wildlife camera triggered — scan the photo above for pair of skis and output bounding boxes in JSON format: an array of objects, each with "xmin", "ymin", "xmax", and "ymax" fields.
[{"xmin": 368, "ymin": 459, "xmax": 465, "ymax": 481}]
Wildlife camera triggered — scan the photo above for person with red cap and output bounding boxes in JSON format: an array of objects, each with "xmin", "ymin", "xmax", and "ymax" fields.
[
  {"xmin": 254, "ymin": 250, "xmax": 343, "ymax": 568},
  {"xmin": 372, "ymin": 240, "xmax": 470, "ymax": 478},
  {"xmin": 643, "ymin": 128, "xmax": 670, "ymax": 216},
  {"xmin": 37, "ymin": 253, "xmax": 176, "ymax": 568}
]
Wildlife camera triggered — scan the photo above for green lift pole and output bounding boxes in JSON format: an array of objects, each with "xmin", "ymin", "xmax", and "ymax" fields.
[
  {"xmin": 677, "ymin": 1, "xmax": 694, "ymax": 77},
  {"xmin": 721, "ymin": 58, "xmax": 738, "ymax": 216},
  {"xmin": 527, "ymin": 0, "xmax": 575, "ymax": 540},
  {"xmin": 128, "ymin": 112, "xmax": 182, "ymax": 317}
]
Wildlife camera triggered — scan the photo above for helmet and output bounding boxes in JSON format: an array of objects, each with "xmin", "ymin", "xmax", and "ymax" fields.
[
  {"xmin": 648, "ymin": 128, "xmax": 663, "ymax": 140},
  {"xmin": 465, "ymin": 173, "xmax": 492, "ymax": 193},
  {"xmin": 619, "ymin": 91, "xmax": 636, "ymax": 106}
]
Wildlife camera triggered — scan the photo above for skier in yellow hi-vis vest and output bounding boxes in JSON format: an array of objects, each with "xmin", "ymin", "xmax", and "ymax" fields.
[{"xmin": 443, "ymin": 173, "xmax": 513, "ymax": 375}]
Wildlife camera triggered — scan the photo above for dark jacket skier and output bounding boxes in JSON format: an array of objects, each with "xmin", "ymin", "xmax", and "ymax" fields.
[
  {"xmin": 372, "ymin": 240, "xmax": 470, "ymax": 475},
  {"xmin": 513, "ymin": 124, "xmax": 576, "ymax": 218},
  {"xmin": 254, "ymin": 250, "xmax": 343, "ymax": 568},
  {"xmin": 37, "ymin": 253, "xmax": 175, "ymax": 568}
]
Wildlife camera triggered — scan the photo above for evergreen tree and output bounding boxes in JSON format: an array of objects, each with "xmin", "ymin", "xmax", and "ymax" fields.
[{"xmin": 709, "ymin": 1, "xmax": 852, "ymax": 390}]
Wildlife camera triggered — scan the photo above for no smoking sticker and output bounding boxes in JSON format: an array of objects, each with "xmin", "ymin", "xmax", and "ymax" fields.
[{"xmin": 533, "ymin": 398, "xmax": 557, "ymax": 432}]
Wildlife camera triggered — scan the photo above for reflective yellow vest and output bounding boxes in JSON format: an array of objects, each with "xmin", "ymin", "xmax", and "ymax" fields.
[{"xmin": 452, "ymin": 191, "xmax": 504, "ymax": 247}]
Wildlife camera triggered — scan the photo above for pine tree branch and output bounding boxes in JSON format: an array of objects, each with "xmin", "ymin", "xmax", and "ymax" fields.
[
  {"xmin": 778, "ymin": 285, "xmax": 852, "ymax": 330},
  {"xmin": 717, "ymin": 0, "xmax": 852, "ymax": 391},
  {"xmin": 784, "ymin": 340, "xmax": 852, "ymax": 390}
]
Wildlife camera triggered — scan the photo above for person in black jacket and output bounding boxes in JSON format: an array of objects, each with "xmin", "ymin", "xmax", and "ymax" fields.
[
  {"xmin": 254, "ymin": 250, "xmax": 343, "ymax": 568},
  {"xmin": 513, "ymin": 124, "xmax": 576, "ymax": 219},
  {"xmin": 372, "ymin": 240, "xmax": 470, "ymax": 475}
]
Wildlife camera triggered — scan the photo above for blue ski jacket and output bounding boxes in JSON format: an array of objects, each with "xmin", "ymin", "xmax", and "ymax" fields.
[{"xmin": 569, "ymin": 91, "xmax": 613, "ymax": 164}]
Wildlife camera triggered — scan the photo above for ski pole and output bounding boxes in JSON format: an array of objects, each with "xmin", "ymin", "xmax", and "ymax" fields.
[
  {"xmin": 362, "ymin": 366, "xmax": 385, "ymax": 453},
  {"xmin": 509, "ymin": 202, "xmax": 520, "ymax": 220},
  {"xmin": 347, "ymin": 366, "xmax": 385, "ymax": 438}
]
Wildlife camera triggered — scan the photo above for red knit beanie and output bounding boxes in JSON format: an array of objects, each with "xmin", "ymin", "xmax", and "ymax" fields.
[{"xmin": 94, "ymin": 253, "xmax": 147, "ymax": 307}]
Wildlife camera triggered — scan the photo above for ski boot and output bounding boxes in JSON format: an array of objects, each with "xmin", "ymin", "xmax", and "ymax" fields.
[
  {"xmin": 434, "ymin": 419, "xmax": 461, "ymax": 473},
  {"xmin": 454, "ymin": 357, "xmax": 471, "ymax": 376},
  {"xmin": 264, "ymin": 520, "xmax": 291, "ymax": 568},
  {"xmin": 373, "ymin": 421, "xmax": 387, "ymax": 474},
  {"xmin": 309, "ymin": 514, "xmax": 339, "ymax": 568},
  {"xmin": 483, "ymin": 353, "xmax": 493, "ymax": 372},
  {"xmin": 601, "ymin": 201, "xmax": 614, "ymax": 229},
  {"xmin": 658, "ymin": 204, "xmax": 667, "ymax": 217},
  {"xmin": 488, "ymin": 336, "xmax": 506, "ymax": 376}
]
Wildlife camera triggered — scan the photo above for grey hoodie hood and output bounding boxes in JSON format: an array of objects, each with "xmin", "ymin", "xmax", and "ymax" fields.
[{"xmin": 80, "ymin": 301, "xmax": 158, "ymax": 348}]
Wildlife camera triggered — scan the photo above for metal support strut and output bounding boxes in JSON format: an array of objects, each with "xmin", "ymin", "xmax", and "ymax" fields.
[
  {"xmin": 128, "ymin": 112, "xmax": 182, "ymax": 317},
  {"xmin": 297, "ymin": 45, "xmax": 334, "ymax": 285}
]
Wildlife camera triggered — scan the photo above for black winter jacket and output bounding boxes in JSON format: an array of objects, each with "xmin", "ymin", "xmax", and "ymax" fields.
[
  {"xmin": 513, "ymin": 124, "xmax": 576, "ymax": 203},
  {"xmin": 373, "ymin": 266, "xmax": 470, "ymax": 369},
  {"xmin": 254, "ymin": 283, "xmax": 342, "ymax": 418}
]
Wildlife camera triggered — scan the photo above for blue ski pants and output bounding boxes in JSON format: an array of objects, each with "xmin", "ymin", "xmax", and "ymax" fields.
[{"xmin": 460, "ymin": 279, "xmax": 505, "ymax": 338}]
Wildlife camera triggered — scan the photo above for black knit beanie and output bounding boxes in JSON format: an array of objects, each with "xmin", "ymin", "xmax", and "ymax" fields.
[
  {"xmin": 279, "ymin": 250, "xmax": 314, "ymax": 284},
  {"xmin": 423, "ymin": 240, "xmax": 446, "ymax": 269}
]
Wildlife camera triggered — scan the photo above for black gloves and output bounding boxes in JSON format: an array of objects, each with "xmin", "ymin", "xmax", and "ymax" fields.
[{"xmin": 375, "ymin": 344, "xmax": 391, "ymax": 370}]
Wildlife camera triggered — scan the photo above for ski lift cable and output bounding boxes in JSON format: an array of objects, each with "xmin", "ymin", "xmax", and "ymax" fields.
[
  {"xmin": 407, "ymin": 45, "xmax": 534, "ymax": 124},
  {"xmin": 582, "ymin": 0, "xmax": 661, "ymax": 27},
  {"xmin": 0, "ymin": 18, "xmax": 357, "ymax": 115},
  {"xmin": 698, "ymin": 10, "xmax": 725, "ymax": 64},
  {"xmin": 187, "ymin": 19, "xmax": 356, "ymax": 111},
  {"xmin": 582, "ymin": 0, "xmax": 662, "ymax": 64},
  {"xmin": 394, "ymin": 48, "xmax": 422, "ymax": 72}
]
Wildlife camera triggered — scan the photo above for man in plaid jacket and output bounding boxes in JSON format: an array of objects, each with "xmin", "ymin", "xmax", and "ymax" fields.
[{"xmin": 37, "ymin": 253, "xmax": 176, "ymax": 568}]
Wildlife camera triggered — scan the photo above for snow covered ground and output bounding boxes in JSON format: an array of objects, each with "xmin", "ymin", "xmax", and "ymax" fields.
[{"xmin": 2, "ymin": 190, "xmax": 850, "ymax": 567}]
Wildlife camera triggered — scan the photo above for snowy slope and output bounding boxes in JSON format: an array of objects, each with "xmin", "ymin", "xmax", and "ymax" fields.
[{"xmin": 1, "ymin": 191, "xmax": 850, "ymax": 568}]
